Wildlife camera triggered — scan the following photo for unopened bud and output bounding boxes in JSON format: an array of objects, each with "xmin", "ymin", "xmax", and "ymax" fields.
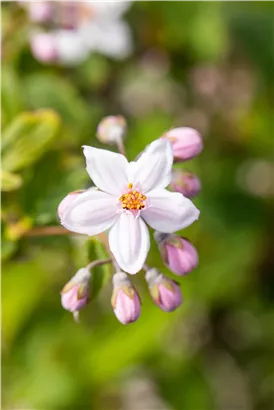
[
  {"xmin": 30, "ymin": 33, "xmax": 58, "ymax": 63},
  {"xmin": 154, "ymin": 232, "xmax": 198, "ymax": 276},
  {"xmin": 111, "ymin": 272, "xmax": 141, "ymax": 324},
  {"xmin": 162, "ymin": 127, "xmax": 203, "ymax": 161},
  {"xmin": 96, "ymin": 116, "xmax": 127, "ymax": 145},
  {"xmin": 170, "ymin": 170, "xmax": 201, "ymax": 198},
  {"xmin": 58, "ymin": 190, "xmax": 86, "ymax": 219},
  {"xmin": 145, "ymin": 268, "xmax": 182, "ymax": 312},
  {"xmin": 25, "ymin": 1, "xmax": 53, "ymax": 22},
  {"xmin": 61, "ymin": 267, "xmax": 90, "ymax": 313}
]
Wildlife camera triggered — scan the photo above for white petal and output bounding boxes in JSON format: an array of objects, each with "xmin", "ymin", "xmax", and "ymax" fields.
[
  {"xmin": 83, "ymin": 146, "xmax": 128, "ymax": 196},
  {"xmin": 142, "ymin": 189, "xmax": 200, "ymax": 233},
  {"xmin": 90, "ymin": 1, "xmax": 132, "ymax": 20},
  {"xmin": 61, "ymin": 189, "xmax": 118, "ymax": 235},
  {"xmin": 109, "ymin": 213, "xmax": 150, "ymax": 274},
  {"xmin": 82, "ymin": 20, "xmax": 132, "ymax": 59},
  {"xmin": 54, "ymin": 30, "xmax": 88, "ymax": 64},
  {"xmin": 127, "ymin": 139, "xmax": 173, "ymax": 193}
]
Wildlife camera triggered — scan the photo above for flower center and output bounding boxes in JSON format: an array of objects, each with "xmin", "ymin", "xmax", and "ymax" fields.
[{"xmin": 119, "ymin": 183, "xmax": 147, "ymax": 210}]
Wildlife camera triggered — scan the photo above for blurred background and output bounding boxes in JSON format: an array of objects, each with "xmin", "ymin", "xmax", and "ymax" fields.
[{"xmin": 1, "ymin": 1, "xmax": 274, "ymax": 409}]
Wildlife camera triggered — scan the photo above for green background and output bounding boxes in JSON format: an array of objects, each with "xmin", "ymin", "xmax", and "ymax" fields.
[{"xmin": 2, "ymin": 2, "xmax": 274, "ymax": 409}]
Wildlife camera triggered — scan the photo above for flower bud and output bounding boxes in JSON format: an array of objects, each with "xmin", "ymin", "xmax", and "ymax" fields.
[
  {"xmin": 30, "ymin": 33, "xmax": 58, "ymax": 63},
  {"xmin": 111, "ymin": 272, "xmax": 141, "ymax": 324},
  {"xmin": 19, "ymin": 1, "xmax": 52, "ymax": 23},
  {"xmin": 58, "ymin": 190, "xmax": 86, "ymax": 219},
  {"xmin": 170, "ymin": 170, "xmax": 201, "ymax": 198},
  {"xmin": 145, "ymin": 268, "xmax": 182, "ymax": 312},
  {"xmin": 154, "ymin": 232, "xmax": 198, "ymax": 276},
  {"xmin": 97, "ymin": 116, "xmax": 127, "ymax": 145},
  {"xmin": 162, "ymin": 127, "xmax": 203, "ymax": 161},
  {"xmin": 61, "ymin": 267, "xmax": 90, "ymax": 313},
  {"xmin": 27, "ymin": 2, "xmax": 53, "ymax": 23}
]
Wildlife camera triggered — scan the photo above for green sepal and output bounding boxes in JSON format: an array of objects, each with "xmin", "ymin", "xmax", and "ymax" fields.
[
  {"xmin": 150, "ymin": 285, "xmax": 160, "ymax": 302},
  {"xmin": 77, "ymin": 283, "xmax": 88, "ymax": 300}
]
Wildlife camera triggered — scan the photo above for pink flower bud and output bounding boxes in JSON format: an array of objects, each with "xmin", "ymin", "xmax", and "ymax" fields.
[
  {"xmin": 58, "ymin": 190, "xmax": 86, "ymax": 219},
  {"xmin": 97, "ymin": 116, "xmax": 127, "ymax": 145},
  {"xmin": 162, "ymin": 127, "xmax": 203, "ymax": 161},
  {"xmin": 27, "ymin": 2, "xmax": 53, "ymax": 22},
  {"xmin": 170, "ymin": 170, "xmax": 201, "ymax": 198},
  {"xmin": 155, "ymin": 233, "xmax": 198, "ymax": 276},
  {"xmin": 145, "ymin": 268, "xmax": 182, "ymax": 312},
  {"xmin": 30, "ymin": 33, "xmax": 58, "ymax": 63},
  {"xmin": 61, "ymin": 268, "xmax": 90, "ymax": 312},
  {"xmin": 111, "ymin": 272, "xmax": 141, "ymax": 324}
]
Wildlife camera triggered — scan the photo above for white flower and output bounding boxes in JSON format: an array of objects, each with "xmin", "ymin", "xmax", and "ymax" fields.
[
  {"xmin": 60, "ymin": 139, "xmax": 199, "ymax": 274},
  {"xmin": 25, "ymin": 1, "xmax": 133, "ymax": 64}
]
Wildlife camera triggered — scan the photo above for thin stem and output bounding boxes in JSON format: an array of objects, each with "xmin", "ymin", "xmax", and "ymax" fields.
[
  {"xmin": 24, "ymin": 226, "xmax": 73, "ymax": 237},
  {"xmin": 143, "ymin": 263, "xmax": 150, "ymax": 271},
  {"xmin": 86, "ymin": 258, "xmax": 112, "ymax": 270},
  {"xmin": 116, "ymin": 138, "xmax": 126, "ymax": 157}
]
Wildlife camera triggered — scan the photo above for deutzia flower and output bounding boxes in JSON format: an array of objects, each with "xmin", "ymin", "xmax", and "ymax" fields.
[
  {"xmin": 60, "ymin": 139, "xmax": 199, "ymax": 274},
  {"xmin": 20, "ymin": 1, "xmax": 133, "ymax": 64}
]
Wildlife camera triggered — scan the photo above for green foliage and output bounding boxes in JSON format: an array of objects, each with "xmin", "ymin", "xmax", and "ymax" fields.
[
  {"xmin": 88, "ymin": 238, "xmax": 113, "ymax": 301},
  {"xmin": 1, "ymin": 109, "xmax": 60, "ymax": 173},
  {"xmin": 1, "ymin": 2, "xmax": 273, "ymax": 410}
]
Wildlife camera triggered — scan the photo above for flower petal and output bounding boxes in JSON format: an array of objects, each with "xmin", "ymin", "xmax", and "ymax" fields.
[
  {"xmin": 61, "ymin": 189, "xmax": 118, "ymax": 235},
  {"xmin": 109, "ymin": 212, "xmax": 150, "ymax": 274},
  {"xmin": 142, "ymin": 189, "xmax": 199, "ymax": 233},
  {"xmin": 82, "ymin": 20, "xmax": 132, "ymax": 59},
  {"xmin": 127, "ymin": 139, "xmax": 173, "ymax": 193},
  {"xmin": 83, "ymin": 146, "xmax": 128, "ymax": 196}
]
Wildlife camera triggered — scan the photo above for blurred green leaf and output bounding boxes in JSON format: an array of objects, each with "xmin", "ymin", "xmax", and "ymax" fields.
[
  {"xmin": 1, "ymin": 169, "xmax": 22, "ymax": 191},
  {"xmin": 189, "ymin": 3, "xmax": 228, "ymax": 61},
  {"xmin": 22, "ymin": 73, "xmax": 100, "ymax": 145},
  {"xmin": 1, "ymin": 109, "xmax": 60, "ymax": 172},
  {"xmin": 1, "ymin": 66, "xmax": 23, "ymax": 129},
  {"xmin": 88, "ymin": 238, "xmax": 112, "ymax": 301}
]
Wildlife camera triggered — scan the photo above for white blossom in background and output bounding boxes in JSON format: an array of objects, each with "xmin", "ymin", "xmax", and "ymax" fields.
[
  {"xmin": 59, "ymin": 138, "xmax": 199, "ymax": 274},
  {"xmin": 20, "ymin": 1, "xmax": 133, "ymax": 64}
]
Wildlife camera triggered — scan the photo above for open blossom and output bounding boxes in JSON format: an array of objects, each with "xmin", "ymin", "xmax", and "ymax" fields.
[
  {"xmin": 21, "ymin": 1, "xmax": 133, "ymax": 64},
  {"xmin": 59, "ymin": 139, "xmax": 199, "ymax": 274}
]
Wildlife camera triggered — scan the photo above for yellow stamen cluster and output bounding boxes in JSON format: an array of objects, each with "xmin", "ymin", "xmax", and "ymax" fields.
[{"xmin": 119, "ymin": 183, "xmax": 147, "ymax": 210}]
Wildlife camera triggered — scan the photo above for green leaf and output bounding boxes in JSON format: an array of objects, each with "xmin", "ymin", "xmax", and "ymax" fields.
[
  {"xmin": 87, "ymin": 238, "xmax": 112, "ymax": 301},
  {"xmin": 1, "ymin": 109, "xmax": 60, "ymax": 172},
  {"xmin": 1, "ymin": 169, "xmax": 22, "ymax": 191},
  {"xmin": 1, "ymin": 66, "xmax": 23, "ymax": 129}
]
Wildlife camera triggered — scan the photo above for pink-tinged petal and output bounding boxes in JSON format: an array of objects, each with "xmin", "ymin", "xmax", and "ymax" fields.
[
  {"xmin": 61, "ymin": 188, "xmax": 118, "ymax": 236},
  {"xmin": 127, "ymin": 139, "xmax": 173, "ymax": 193},
  {"xmin": 58, "ymin": 190, "xmax": 86, "ymax": 219},
  {"xmin": 30, "ymin": 33, "xmax": 58, "ymax": 63},
  {"xmin": 109, "ymin": 212, "xmax": 150, "ymax": 274},
  {"xmin": 83, "ymin": 146, "xmax": 128, "ymax": 196},
  {"xmin": 142, "ymin": 189, "xmax": 199, "ymax": 233}
]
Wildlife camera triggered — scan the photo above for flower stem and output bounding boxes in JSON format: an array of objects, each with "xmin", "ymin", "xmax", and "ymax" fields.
[
  {"xmin": 116, "ymin": 138, "xmax": 126, "ymax": 156},
  {"xmin": 86, "ymin": 258, "xmax": 112, "ymax": 270},
  {"xmin": 24, "ymin": 226, "xmax": 72, "ymax": 237}
]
